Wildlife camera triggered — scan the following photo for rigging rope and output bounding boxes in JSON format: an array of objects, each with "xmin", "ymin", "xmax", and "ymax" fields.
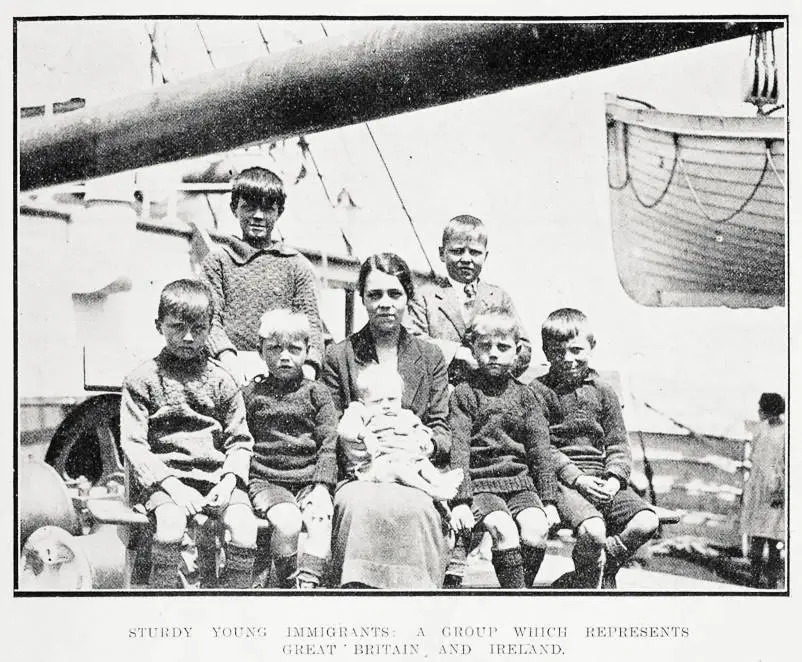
[{"xmin": 364, "ymin": 123, "xmax": 437, "ymax": 277}]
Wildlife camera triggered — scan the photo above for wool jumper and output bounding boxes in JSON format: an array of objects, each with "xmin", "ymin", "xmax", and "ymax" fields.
[
  {"xmin": 244, "ymin": 375, "xmax": 338, "ymax": 488},
  {"xmin": 201, "ymin": 236, "xmax": 324, "ymax": 369},
  {"xmin": 449, "ymin": 373, "xmax": 557, "ymax": 504},
  {"xmin": 120, "ymin": 349, "xmax": 253, "ymax": 490},
  {"xmin": 537, "ymin": 369, "xmax": 631, "ymax": 487}
]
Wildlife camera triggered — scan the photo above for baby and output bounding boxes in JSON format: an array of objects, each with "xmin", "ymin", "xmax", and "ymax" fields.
[{"xmin": 338, "ymin": 364, "xmax": 463, "ymax": 501}]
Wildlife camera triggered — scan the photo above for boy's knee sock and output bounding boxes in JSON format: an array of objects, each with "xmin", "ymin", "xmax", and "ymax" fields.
[
  {"xmin": 220, "ymin": 544, "xmax": 256, "ymax": 590},
  {"xmin": 274, "ymin": 552, "xmax": 298, "ymax": 589},
  {"xmin": 766, "ymin": 543, "xmax": 782, "ymax": 589},
  {"xmin": 521, "ymin": 544, "xmax": 546, "ymax": 588},
  {"xmin": 602, "ymin": 535, "xmax": 629, "ymax": 589},
  {"xmin": 149, "ymin": 541, "xmax": 182, "ymax": 590},
  {"xmin": 296, "ymin": 553, "xmax": 327, "ymax": 588},
  {"xmin": 572, "ymin": 540, "xmax": 604, "ymax": 589},
  {"xmin": 749, "ymin": 538, "xmax": 766, "ymax": 588},
  {"xmin": 444, "ymin": 532, "xmax": 470, "ymax": 588},
  {"xmin": 492, "ymin": 547, "xmax": 525, "ymax": 589}
]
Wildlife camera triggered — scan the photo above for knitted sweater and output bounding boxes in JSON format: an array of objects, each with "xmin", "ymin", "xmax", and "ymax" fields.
[
  {"xmin": 120, "ymin": 349, "xmax": 253, "ymax": 490},
  {"xmin": 537, "ymin": 369, "xmax": 632, "ymax": 487},
  {"xmin": 244, "ymin": 375, "xmax": 338, "ymax": 488},
  {"xmin": 201, "ymin": 236, "xmax": 324, "ymax": 370},
  {"xmin": 449, "ymin": 373, "xmax": 557, "ymax": 505}
]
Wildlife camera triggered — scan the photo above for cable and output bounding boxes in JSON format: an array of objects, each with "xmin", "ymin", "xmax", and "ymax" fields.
[{"xmin": 364, "ymin": 123, "xmax": 437, "ymax": 276}]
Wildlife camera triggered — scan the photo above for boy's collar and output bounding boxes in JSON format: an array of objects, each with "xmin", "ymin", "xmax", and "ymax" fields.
[
  {"xmin": 446, "ymin": 274, "xmax": 480, "ymax": 292},
  {"xmin": 542, "ymin": 367, "xmax": 598, "ymax": 392},
  {"xmin": 256, "ymin": 372, "xmax": 305, "ymax": 392},
  {"xmin": 220, "ymin": 235, "xmax": 299, "ymax": 264},
  {"xmin": 158, "ymin": 347, "xmax": 209, "ymax": 366}
]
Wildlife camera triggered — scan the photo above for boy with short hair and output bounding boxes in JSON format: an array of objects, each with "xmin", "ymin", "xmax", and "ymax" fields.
[
  {"xmin": 449, "ymin": 308, "xmax": 559, "ymax": 589},
  {"xmin": 337, "ymin": 364, "xmax": 463, "ymax": 500},
  {"xmin": 244, "ymin": 309, "xmax": 338, "ymax": 589},
  {"xmin": 120, "ymin": 279, "xmax": 256, "ymax": 589},
  {"xmin": 406, "ymin": 214, "xmax": 532, "ymax": 383},
  {"xmin": 201, "ymin": 166, "xmax": 324, "ymax": 384},
  {"xmin": 537, "ymin": 308, "xmax": 659, "ymax": 589}
]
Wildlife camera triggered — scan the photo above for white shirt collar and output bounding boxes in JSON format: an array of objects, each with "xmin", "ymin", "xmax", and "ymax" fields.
[{"xmin": 446, "ymin": 275, "xmax": 479, "ymax": 303}]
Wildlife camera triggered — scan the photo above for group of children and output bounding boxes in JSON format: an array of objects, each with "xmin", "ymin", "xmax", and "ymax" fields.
[{"xmin": 120, "ymin": 167, "xmax": 658, "ymax": 591}]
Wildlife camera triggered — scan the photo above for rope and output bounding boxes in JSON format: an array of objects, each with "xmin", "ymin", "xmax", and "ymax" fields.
[
  {"xmin": 607, "ymin": 122, "xmax": 630, "ymax": 190},
  {"xmin": 766, "ymin": 142, "xmax": 785, "ymax": 189},
  {"xmin": 364, "ymin": 123, "xmax": 437, "ymax": 277},
  {"xmin": 195, "ymin": 22, "xmax": 216, "ymax": 68},
  {"xmin": 609, "ymin": 118, "xmax": 779, "ymax": 223},
  {"xmin": 677, "ymin": 142, "xmax": 769, "ymax": 224},
  {"xmin": 625, "ymin": 130, "xmax": 678, "ymax": 209},
  {"xmin": 256, "ymin": 23, "xmax": 271, "ymax": 54},
  {"xmin": 145, "ymin": 22, "xmax": 168, "ymax": 84}
]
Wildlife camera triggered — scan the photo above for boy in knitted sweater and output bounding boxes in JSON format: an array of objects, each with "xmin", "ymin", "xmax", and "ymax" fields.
[
  {"xmin": 201, "ymin": 167, "xmax": 324, "ymax": 385},
  {"xmin": 449, "ymin": 308, "xmax": 559, "ymax": 589},
  {"xmin": 120, "ymin": 279, "xmax": 256, "ymax": 589},
  {"xmin": 337, "ymin": 364, "xmax": 463, "ymax": 500},
  {"xmin": 538, "ymin": 308, "xmax": 659, "ymax": 589},
  {"xmin": 244, "ymin": 310, "xmax": 338, "ymax": 589}
]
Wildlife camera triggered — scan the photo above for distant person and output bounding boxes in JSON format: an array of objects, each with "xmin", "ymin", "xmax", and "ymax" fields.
[
  {"xmin": 337, "ymin": 363, "xmax": 463, "ymax": 500},
  {"xmin": 740, "ymin": 392, "xmax": 786, "ymax": 589},
  {"xmin": 406, "ymin": 214, "xmax": 532, "ymax": 384},
  {"xmin": 537, "ymin": 308, "xmax": 659, "ymax": 589},
  {"xmin": 201, "ymin": 167, "xmax": 324, "ymax": 384},
  {"xmin": 120, "ymin": 279, "xmax": 256, "ymax": 589},
  {"xmin": 449, "ymin": 308, "xmax": 558, "ymax": 589},
  {"xmin": 244, "ymin": 310, "xmax": 338, "ymax": 589}
]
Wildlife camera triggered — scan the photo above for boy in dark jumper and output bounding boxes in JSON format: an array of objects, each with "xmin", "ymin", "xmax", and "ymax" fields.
[
  {"xmin": 244, "ymin": 309, "xmax": 338, "ymax": 588},
  {"xmin": 120, "ymin": 279, "xmax": 256, "ymax": 589},
  {"xmin": 538, "ymin": 308, "xmax": 659, "ymax": 589},
  {"xmin": 449, "ymin": 309, "xmax": 559, "ymax": 589},
  {"xmin": 201, "ymin": 167, "xmax": 324, "ymax": 384}
]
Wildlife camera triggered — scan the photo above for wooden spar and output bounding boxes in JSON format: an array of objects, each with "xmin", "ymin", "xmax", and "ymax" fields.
[{"xmin": 19, "ymin": 21, "xmax": 778, "ymax": 191}]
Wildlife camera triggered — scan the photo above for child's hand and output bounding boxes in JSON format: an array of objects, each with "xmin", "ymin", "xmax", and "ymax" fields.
[
  {"xmin": 575, "ymin": 475, "xmax": 611, "ymax": 505},
  {"xmin": 544, "ymin": 504, "xmax": 560, "ymax": 528},
  {"xmin": 299, "ymin": 484, "xmax": 334, "ymax": 520},
  {"xmin": 205, "ymin": 473, "xmax": 237, "ymax": 512},
  {"xmin": 161, "ymin": 477, "xmax": 206, "ymax": 516},
  {"xmin": 218, "ymin": 350, "xmax": 247, "ymax": 387},
  {"xmin": 450, "ymin": 504, "xmax": 475, "ymax": 533},
  {"xmin": 302, "ymin": 364, "xmax": 317, "ymax": 380},
  {"xmin": 454, "ymin": 346, "xmax": 479, "ymax": 370},
  {"xmin": 602, "ymin": 477, "xmax": 621, "ymax": 499}
]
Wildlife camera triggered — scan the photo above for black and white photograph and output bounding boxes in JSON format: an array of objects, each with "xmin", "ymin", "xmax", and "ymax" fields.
[{"xmin": 9, "ymin": 5, "xmax": 795, "ymax": 661}]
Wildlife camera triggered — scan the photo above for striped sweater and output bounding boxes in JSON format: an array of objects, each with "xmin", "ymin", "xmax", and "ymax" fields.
[{"xmin": 537, "ymin": 369, "xmax": 632, "ymax": 487}]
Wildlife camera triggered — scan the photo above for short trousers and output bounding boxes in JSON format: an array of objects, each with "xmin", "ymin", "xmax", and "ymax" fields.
[
  {"xmin": 471, "ymin": 489, "xmax": 545, "ymax": 523},
  {"xmin": 143, "ymin": 477, "xmax": 251, "ymax": 513},
  {"xmin": 249, "ymin": 480, "xmax": 315, "ymax": 514},
  {"xmin": 556, "ymin": 483, "xmax": 654, "ymax": 534}
]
